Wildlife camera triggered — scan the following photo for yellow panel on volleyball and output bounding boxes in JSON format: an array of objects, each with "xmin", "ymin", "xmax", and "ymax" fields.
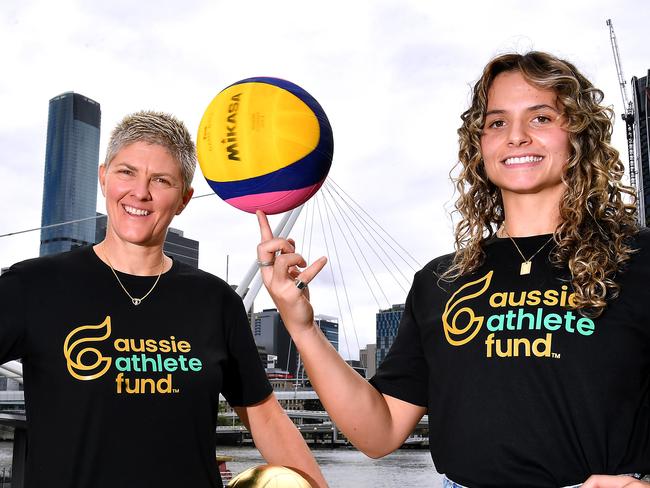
[{"xmin": 197, "ymin": 82, "xmax": 321, "ymax": 182}]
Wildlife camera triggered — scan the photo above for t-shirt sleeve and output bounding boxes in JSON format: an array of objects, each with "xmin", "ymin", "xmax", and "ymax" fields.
[
  {"xmin": 220, "ymin": 291, "xmax": 273, "ymax": 407},
  {"xmin": 369, "ymin": 277, "xmax": 428, "ymax": 408},
  {"xmin": 0, "ymin": 265, "xmax": 28, "ymax": 363}
]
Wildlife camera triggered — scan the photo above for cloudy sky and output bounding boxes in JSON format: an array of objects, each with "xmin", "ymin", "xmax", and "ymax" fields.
[{"xmin": 1, "ymin": 0, "xmax": 648, "ymax": 359}]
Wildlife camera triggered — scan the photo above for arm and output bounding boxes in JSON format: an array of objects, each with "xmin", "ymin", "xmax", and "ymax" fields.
[
  {"xmin": 581, "ymin": 476, "xmax": 650, "ymax": 488},
  {"xmin": 290, "ymin": 321, "xmax": 426, "ymax": 457},
  {"xmin": 256, "ymin": 211, "xmax": 426, "ymax": 458},
  {"xmin": 234, "ymin": 394, "xmax": 328, "ymax": 488}
]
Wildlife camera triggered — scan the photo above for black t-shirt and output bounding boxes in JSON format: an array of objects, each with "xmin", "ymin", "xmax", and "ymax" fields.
[
  {"xmin": 0, "ymin": 246, "xmax": 272, "ymax": 488},
  {"xmin": 371, "ymin": 230, "xmax": 650, "ymax": 487}
]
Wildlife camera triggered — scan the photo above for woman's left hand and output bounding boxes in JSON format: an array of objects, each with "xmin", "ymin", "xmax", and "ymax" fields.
[
  {"xmin": 256, "ymin": 210, "xmax": 327, "ymax": 339},
  {"xmin": 582, "ymin": 475, "xmax": 650, "ymax": 488}
]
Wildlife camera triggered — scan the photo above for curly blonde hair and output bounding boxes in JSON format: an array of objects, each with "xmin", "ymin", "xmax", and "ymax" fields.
[{"xmin": 444, "ymin": 51, "xmax": 638, "ymax": 317}]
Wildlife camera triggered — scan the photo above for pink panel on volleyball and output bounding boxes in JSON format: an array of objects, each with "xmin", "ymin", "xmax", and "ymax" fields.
[{"xmin": 225, "ymin": 182, "xmax": 324, "ymax": 214}]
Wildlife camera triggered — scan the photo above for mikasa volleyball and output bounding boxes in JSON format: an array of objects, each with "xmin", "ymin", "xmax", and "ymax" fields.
[{"xmin": 197, "ymin": 77, "xmax": 334, "ymax": 214}]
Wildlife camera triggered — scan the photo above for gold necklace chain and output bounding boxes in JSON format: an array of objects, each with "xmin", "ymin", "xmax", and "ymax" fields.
[
  {"xmin": 502, "ymin": 227, "xmax": 555, "ymax": 276},
  {"xmin": 104, "ymin": 253, "xmax": 165, "ymax": 306}
]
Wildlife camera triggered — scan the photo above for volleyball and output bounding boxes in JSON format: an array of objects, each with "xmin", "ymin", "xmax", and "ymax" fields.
[
  {"xmin": 227, "ymin": 465, "xmax": 312, "ymax": 488},
  {"xmin": 197, "ymin": 77, "xmax": 334, "ymax": 214}
]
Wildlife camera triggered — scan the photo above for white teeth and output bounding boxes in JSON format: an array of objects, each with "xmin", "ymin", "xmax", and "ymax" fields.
[
  {"xmin": 504, "ymin": 155, "xmax": 543, "ymax": 165},
  {"xmin": 123, "ymin": 205, "xmax": 150, "ymax": 216}
]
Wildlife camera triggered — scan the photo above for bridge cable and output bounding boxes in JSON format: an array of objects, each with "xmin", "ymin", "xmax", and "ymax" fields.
[
  {"xmin": 0, "ymin": 192, "xmax": 217, "ymax": 239},
  {"xmin": 328, "ymin": 179, "xmax": 421, "ymax": 270},
  {"xmin": 320, "ymin": 190, "xmax": 361, "ymax": 353},
  {"xmin": 321, "ymin": 186, "xmax": 384, "ymax": 309},
  {"xmin": 315, "ymin": 194, "xmax": 351, "ymax": 359},
  {"xmin": 326, "ymin": 182, "xmax": 412, "ymax": 292},
  {"xmin": 323, "ymin": 184, "xmax": 392, "ymax": 308},
  {"xmin": 325, "ymin": 181, "xmax": 410, "ymax": 296}
]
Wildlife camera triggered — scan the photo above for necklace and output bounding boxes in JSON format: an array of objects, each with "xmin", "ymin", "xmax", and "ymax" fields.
[
  {"xmin": 502, "ymin": 227, "xmax": 555, "ymax": 275},
  {"xmin": 104, "ymin": 252, "xmax": 165, "ymax": 306}
]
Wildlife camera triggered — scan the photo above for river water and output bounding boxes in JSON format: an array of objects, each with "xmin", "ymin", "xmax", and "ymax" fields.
[
  {"xmin": 0, "ymin": 442, "xmax": 444, "ymax": 487},
  {"xmin": 223, "ymin": 446, "xmax": 442, "ymax": 486}
]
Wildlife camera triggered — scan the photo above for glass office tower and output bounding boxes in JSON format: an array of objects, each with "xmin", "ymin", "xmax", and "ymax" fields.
[
  {"xmin": 40, "ymin": 92, "xmax": 101, "ymax": 256},
  {"xmin": 375, "ymin": 303, "xmax": 405, "ymax": 366},
  {"xmin": 315, "ymin": 315, "xmax": 339, "ymax": 351},
  {"xmin": 253, "ymin": 309, "xmax": 299, "ymax": 375}
]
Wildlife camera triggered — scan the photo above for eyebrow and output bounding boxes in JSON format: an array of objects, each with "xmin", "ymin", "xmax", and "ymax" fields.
[
  {"xmin": 485, "ymin": 104, "xmax": 560, "ymax": 117},
  {"xmin": 113, "ymin": 162, "xmax": 137, "ymax": 170},
  {"xmin": 151, "ymin": 171, "xmax": 177, "ymax": 179},
  {"xmin": 113, "ymin": 163, "xmax": 177, "ymax": 179}
]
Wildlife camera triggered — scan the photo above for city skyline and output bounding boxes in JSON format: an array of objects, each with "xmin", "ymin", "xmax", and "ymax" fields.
[{"xmin": 1, "ymin": 0, "xmax": 649, "ymax": 359}]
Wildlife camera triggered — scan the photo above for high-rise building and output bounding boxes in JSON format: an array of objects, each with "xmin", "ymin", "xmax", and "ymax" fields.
[
  {"xmin": 252, "ymin": 309, "xmax": 298, "ymax": 375},
  {"xmin": 376, "ymin": 304, "xmax": 405, "ymax": 367},
  {"xmin": 95, "ymin": 214, "xmax": 199, "ymax": 268},
  {"xmin": 164, "ymin": 228, "xmax": 199, "ymax": 268},
  {"xmin": 632, "ymin": 72, "xmax": 650, "ymax": 227},
  {"xmin": 40, "ymin": 92, "xmax": 101, "ymax": 256},
  {"xmin": 360, "ymin": 343, "xmax": 377, "ymax": 378},
  {"xmin": 290, "ymin": 315, "xmax": 339, "ymax": 381},
  {"xmin": 315, "ymin": 315, "xmax": 339, "ymax": 351}
]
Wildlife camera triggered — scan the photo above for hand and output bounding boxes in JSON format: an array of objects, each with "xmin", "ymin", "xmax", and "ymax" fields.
[
  {"xmin": 582, "ymin": 475, "xmax": 650, "ymax": 488},
  {"xmin": 256, "ymin": 211, "xmax": 327, "ymax": 337}
]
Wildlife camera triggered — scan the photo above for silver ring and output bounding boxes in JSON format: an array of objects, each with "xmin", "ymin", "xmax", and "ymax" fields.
[
  {"xmin": 257, "ymin": 259, "xmax": 275, "ymax": 267},
  {"xmin": 294, "ymin": 279, "xmax": 307, "ymax": 290}
]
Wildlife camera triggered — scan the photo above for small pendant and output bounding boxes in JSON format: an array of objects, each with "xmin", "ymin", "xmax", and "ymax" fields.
[
  {"xmin": 520, "ymin": 261, "xmax": 532, "ymax": 275},
  {"xmin": 132, "ymin": 298, "xmax": 142, "ymax": 306}
]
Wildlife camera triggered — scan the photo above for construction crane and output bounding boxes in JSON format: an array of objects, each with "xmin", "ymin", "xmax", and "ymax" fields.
[{"xmin": 606, "ymin": 18, "xmax": 637, "ymax": 189}]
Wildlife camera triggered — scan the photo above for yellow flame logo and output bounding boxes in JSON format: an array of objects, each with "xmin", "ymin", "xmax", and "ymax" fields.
[
  {"xmin": 63, "ymin": 316, "xmax": 112, "ymax": 381},
  {"xmin": 442, "ymin": 271, "xmax": 493, "ymax": 346}
]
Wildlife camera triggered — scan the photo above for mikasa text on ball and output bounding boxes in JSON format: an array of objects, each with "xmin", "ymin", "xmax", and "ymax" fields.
[{"xmin": 197, "ymin": 77, "xmax": 334, "ymax": 214}]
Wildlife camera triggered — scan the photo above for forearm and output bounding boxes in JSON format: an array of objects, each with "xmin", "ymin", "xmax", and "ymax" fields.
[
  {"xmin": 237, "ymin": 399, "xmax": 328, "ymax": 488},
  {"xmin": 582, "ymin": 475, "xmax": 650, "ymax": 487},
  {"xmin": 254, "ymin": 212, "xmax": 420, "ymax": 457},
  {"xmin": 291, "ymin": 322, "xmax": 407, "ymax": 457}
]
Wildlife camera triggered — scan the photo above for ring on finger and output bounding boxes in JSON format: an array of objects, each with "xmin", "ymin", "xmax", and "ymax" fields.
[
  {"xmin": 294, "ymin": 278, "xmax": 307, "ymax": 290},
  {"xmin": 257, "ymin": 259, "xmax": 275, "ymax": 267}
]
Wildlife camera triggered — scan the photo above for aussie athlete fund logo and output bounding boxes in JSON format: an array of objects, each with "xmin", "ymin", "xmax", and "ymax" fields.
[
  {"xmin": 442, "ymin": 271, "xmax": 596, "ymax": 359},
  {"xmin": 63, "ymin": 316, "xmax": 203, "ymax": 394}
]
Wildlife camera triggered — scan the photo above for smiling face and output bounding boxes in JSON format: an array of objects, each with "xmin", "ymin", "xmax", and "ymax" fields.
[
  {"xmin": 99, "ymin": 141, "xmax": 193, "ymax": 248},
  {"xmin": 480, "ymin": 70, "xmax": 571, "ymax": 204}
]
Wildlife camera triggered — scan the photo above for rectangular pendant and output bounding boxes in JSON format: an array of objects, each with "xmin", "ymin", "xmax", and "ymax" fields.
[{"xmin": 520, "ymin": 261, "xmax": 532, "ymax": 275}]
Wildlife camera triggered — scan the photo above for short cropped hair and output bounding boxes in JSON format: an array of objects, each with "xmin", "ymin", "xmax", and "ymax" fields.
[{"xmin": 104, "ymin": 111, "xmax": 196, "ymax": 194}]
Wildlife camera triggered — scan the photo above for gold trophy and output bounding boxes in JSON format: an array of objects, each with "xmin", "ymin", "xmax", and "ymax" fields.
[{"xmin": 227, "ymin": 465, "xmax": 313, "ymax": 488}]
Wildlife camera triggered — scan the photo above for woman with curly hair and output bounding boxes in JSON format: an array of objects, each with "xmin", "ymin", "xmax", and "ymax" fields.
[{"xmin": 256, "ymin": 51, "xmax": 650, "ymax": 487}]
